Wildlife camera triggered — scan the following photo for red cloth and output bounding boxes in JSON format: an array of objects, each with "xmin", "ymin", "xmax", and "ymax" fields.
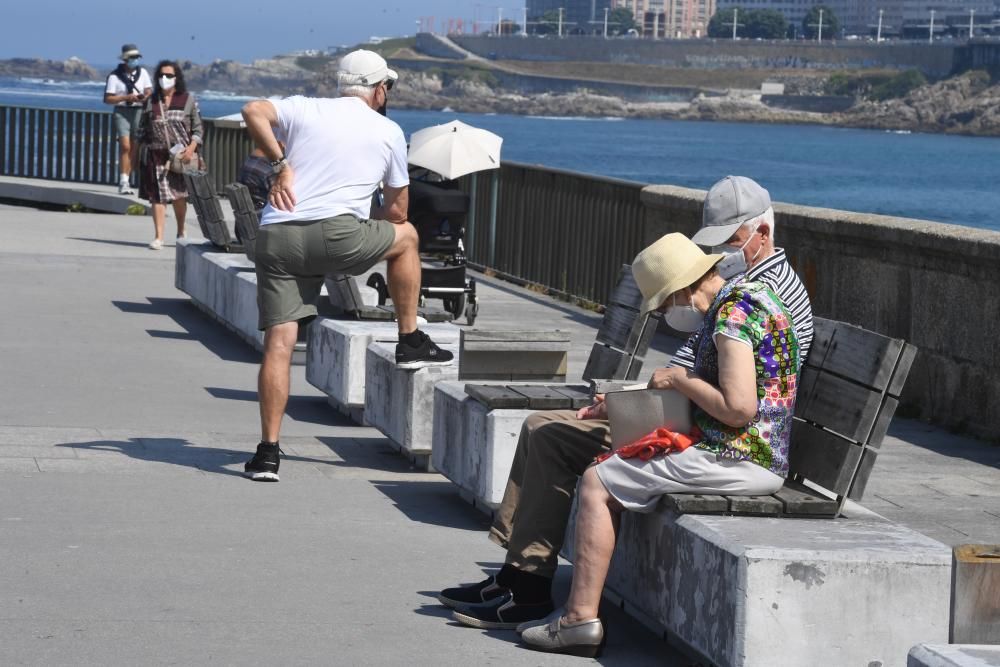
[{"xmin": 595, "ymin": 426, "xmax": 702, "ymax": 464}]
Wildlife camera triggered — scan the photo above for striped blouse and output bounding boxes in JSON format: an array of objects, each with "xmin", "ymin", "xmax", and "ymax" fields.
[{"xmin": 670, "ymin": 248, "xmax": 813, "ymax": 370}]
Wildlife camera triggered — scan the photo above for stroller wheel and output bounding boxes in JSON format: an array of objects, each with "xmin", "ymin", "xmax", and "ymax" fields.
[
  {"xmin": 464, "ymin": 299, "xmax": 478, "ymax": 326},
  {"xmin": 445, "ymin": 294, "xmax": 466, "ymax": 322},
  {"xmin": 366, "ymin": 273, "xmax": 389, "ymax": 306}
]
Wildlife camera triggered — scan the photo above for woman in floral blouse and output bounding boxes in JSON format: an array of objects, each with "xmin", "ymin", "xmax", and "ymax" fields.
[{"xmin": 520, "ymin": 233, "xmax": 800, "ymax": 657}]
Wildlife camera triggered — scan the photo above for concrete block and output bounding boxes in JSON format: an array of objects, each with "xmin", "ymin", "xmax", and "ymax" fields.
[
  {"xmin": 431, "ymin": 381, "xmax": 533, "ymax": 510},
  {"xmin": 306, "ymin": 319, "xmax": 459, "ymax": 415},
  {"xmin": 364, "ymin": 342, "xmax": 460, "ymax": 466},
  {"xmin": 951, "ymin": 544, "xmax": 1000, "ymax": 644},
  {"xmin": 567, "ymin": 510, "xmax": 951, "ymax": 667},
  {"xmin": 909, "ymin": 644, "xmax": 1000, "ymax": 667}
]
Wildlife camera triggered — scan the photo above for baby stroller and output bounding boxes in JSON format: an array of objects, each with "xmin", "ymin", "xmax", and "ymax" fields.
[{"xmin": 366, "ymin": 175, "xmax": 478, "ymax": 325}]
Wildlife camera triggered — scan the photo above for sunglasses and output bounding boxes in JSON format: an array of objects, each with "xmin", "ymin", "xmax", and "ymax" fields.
[
  {"xmin": 383, "ymin": 78, "xmax": 394, "ymax": 91},
  {"xmin": 160, "ymin": 73, "xmax": 177, "ymax": 79}
]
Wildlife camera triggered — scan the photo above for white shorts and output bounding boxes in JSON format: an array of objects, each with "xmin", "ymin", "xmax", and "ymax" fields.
[{"xmin": 594, "ymin": 446, "xmax": 785, "ymax": 512}]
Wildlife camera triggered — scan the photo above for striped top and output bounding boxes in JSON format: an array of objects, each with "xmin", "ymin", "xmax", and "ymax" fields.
[{"xmin": 670, "ymin": 248, "xmax": 813, "ymax": 370}]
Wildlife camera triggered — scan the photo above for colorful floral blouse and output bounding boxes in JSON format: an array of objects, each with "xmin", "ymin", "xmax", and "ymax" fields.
[{"xmin": 691, "ymin": 278, "xmax": 800, "ymax": 476}]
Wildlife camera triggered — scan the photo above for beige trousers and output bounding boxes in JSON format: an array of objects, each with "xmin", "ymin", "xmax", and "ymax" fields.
[{"xmin": 488, "ymin": 409, "xmax": 612, "ymax": 578}]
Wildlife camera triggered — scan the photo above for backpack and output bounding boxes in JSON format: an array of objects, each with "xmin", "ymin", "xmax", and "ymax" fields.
[{"xmin": 110, "ymin": 64, "xmax": 142, "ymax": 96}]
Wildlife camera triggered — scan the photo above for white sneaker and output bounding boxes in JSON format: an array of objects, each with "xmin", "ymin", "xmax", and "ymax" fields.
[
  {"xmin": 176, "ymin": 232, "xmax": 187, "ymax": 240},
  {"xmin": 148, "ymin": 239, "xmax": 163, "ymax": 250},
  {"xmin": 118, "ymin": 182, "xmax": 134, "ymax": 195}
]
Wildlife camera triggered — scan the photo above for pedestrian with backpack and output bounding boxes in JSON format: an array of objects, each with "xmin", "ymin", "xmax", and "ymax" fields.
[{"xmin": 104, "ymin": 44, "xmax": 153, "ymax": 194}]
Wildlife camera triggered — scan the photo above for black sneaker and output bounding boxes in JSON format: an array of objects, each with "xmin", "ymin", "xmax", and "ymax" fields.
[
  {"xmin": 451, "ymin": 594, "xmax": 555, "ymax": 630},
  {"xmin": 438, "ymin": 575, "xmax": 509, "ymax": 610},
  {"xmin": 395, "ymin": 330, "xmax": 454, "ymax": 370},
  {"xmin": 243, "ymin": 442, "xmax": 280, "ymax": 482}
]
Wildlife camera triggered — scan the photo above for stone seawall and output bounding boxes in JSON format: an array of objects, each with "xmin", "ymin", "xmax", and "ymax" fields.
[
  {"xmin": 448, "ymin": 35, "xmax": 958, "ymax": 78},
  {"xmin": 640, "ymin": 185, "xmax": 1000, "ymax": 440}
]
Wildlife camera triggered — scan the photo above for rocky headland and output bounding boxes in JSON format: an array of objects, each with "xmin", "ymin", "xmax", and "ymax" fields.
[{"xmin": 5, "ymin": 56, "xmax": 998, "ymax": 137}]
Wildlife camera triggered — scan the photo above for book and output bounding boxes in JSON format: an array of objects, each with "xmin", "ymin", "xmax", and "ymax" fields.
[{"xmin": 605, "ymin": 386, "xmax": 692, "ymax": 448}]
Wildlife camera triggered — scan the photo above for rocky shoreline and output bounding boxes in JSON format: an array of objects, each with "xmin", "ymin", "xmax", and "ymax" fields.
[{"xmin": 5, "ymin": 56, "xmax": 998, "ymax": 137}]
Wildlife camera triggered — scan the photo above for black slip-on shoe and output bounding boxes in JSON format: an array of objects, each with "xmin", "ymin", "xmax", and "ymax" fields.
[
  {"xmin": 438, "ymin": 575, "xmax": 509, "ymax": 610},
  {"xmin": 243, "ymin": 442, "xmax": 280, "ymax": 482},
  {"xmin": 395, "ymin": 330, "xmax": 454, "ymax": 370},
  {"xmin": 451, "ymin": 594, "xmax": 555, "ymax": 630}
]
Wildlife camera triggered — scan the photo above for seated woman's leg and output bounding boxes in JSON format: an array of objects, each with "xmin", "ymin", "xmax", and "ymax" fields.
[{"xmin": 565, "ymin": 466, "xmax": 622, "ymax": 622}]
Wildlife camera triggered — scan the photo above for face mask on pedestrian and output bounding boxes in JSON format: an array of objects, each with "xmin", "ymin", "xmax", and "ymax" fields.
[
  {"xmin": 713, "ymin": 223, "xmax": 763, "ymax": 280},
  {"xmin": 159, "ymin": 75, "xmax": 176, "ymax": 90},
  {"xmin": 127, "ymin": 57, "xmax": 140, "ymax": 68},
  {"xmin": 664, "ymin": 292, "xmax": 703, "ymax": 333}
]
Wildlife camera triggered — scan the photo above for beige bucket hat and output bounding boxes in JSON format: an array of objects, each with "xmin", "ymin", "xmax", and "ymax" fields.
[{"xmin": 632, "ymin": 233, "xmax": 723, "ymax": 313}]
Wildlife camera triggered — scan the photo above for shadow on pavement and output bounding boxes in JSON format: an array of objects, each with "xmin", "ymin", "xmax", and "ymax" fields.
[
  {"xmin": 112, "ymin": 297, "xmax": 260, "ymax": 364},
  {"xmin": 371, "ymin": 479, "xmax": 491, "ymax": 532},
  {"xmin": 205, "ymin": 386, "xmax": 345, "ymax": 429},
  {"xmin": 68, "ymin": 236, "xmax": 152, "ymax": 249},
  {"xmin": 54, "ymin": 437, "xmax": 337, "ymax": 477}
]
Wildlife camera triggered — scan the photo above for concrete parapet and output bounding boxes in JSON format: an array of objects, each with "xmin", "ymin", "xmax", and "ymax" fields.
[
  {"xmin": 563, "ymin": 507, "xmax": 951, "ymax": 667},
  {"xmin": 909, "ymin": 645, "xmax": 1000, "ymax": 667},
  {"xmin": 364, "ymin": 342, "xmax": 460, "ymax": 469},
  {"xmin": 641, "ymin": 184, "xmax": 1000, "ymax": 440},
  {"xmin": 431, "ymin": 381, "xmax": 533, "ymax": 512},
  {"xmin": 306, "ymin": 319, "xmax": 459, "ymax": 420}
]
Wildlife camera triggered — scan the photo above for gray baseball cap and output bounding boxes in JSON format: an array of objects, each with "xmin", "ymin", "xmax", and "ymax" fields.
[{"xmin": 692, "ymin": 176, "xmax": 771, "ymax": 247}]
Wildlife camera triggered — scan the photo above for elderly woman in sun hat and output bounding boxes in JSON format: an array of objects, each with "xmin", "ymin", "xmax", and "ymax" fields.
[{"xmin": 519, "ymin": 232, "xmax": 800, "ymax": 658}]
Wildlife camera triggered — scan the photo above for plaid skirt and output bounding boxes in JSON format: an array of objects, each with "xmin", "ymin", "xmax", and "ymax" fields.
[{"xmin": 139, "ymin": 148, "xmax": 204, "ymax": 204}]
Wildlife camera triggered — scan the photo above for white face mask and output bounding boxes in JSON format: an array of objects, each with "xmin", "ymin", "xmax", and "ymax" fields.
[
  {"xmin": 664, "ymin": 293, "xmax": 703, "ymax": 333},
  {"xmin": 159, "ymin": 75, "xmax": 176, "ymax": 90},
  {"xmin": 713, "ymin": 224, "xmax": 762, "ymax": 280}
]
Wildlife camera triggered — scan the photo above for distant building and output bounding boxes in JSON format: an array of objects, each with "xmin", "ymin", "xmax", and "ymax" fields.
[
  {"xmin": 712, "ymin": 0, "xmax": 994, "ymax": 37},
  {"xmin": 528, "ymin": 0, "xmax": 614, "ymax": 34},
  {"xmin": 613, "ymin": 0, "xmax": 714, "ymax": 37}
]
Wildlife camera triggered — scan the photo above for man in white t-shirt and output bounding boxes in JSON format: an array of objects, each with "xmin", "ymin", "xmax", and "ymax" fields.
[
  {"xmin": 240, "ymin": 49, "xmax": 453, "ymax": 482},
  {"xmin": 103, "ymin": 43, "xmax": 153, "ymax": 194}
]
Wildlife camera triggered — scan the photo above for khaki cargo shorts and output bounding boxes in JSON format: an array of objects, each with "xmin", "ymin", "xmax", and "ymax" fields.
[{"xmin": 254, "ymin": 214, "xmax": 396, "ymax": 330}]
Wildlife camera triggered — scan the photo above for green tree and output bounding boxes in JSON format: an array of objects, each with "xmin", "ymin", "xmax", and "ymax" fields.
[
  {"xmin": 802, "ymin": 5, "xmax": 840, "ymax": 40},
  {"xmin": 708, "ymin": 7, "xmax": 744, "ymax": 38},
  {"xmin": 532, "ymin": 10, "xmax": 562, "ymax": 35},
  {"xmin": 744, "ymin": 9, "xmax": 787, "ymax": 39},
  {"xmin": 608, "ymin": 7, "xmax": 636, "ymax": 34}
]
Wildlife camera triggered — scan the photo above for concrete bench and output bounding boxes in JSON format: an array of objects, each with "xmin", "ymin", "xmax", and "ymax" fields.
[
  {"xmin": 364, "ymin": 341, "xmax": 461, "ymax": 469},
  {"xmin": 908, "ymin": 644, "xmax": 1000, "ymax": 667},
  {"xmin": 458, "ymin": 330, "xmax": 572, "ymax": 382},
  {"xmin": 432, "ymin": 264, "xmax": 659, "ymax": 511},
  {"xmin": 175, "ymin": 238, "xmax": 264, "ymax": 351},
  {"xmin": 554, "ymin": 319, "xmax": 945, "ymax": 666},
  {"xmin": 306, "ymin": 318, "xmax": 460, "ymax": 423}
]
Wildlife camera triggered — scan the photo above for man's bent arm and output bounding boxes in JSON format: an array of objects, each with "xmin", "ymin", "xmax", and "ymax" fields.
[
  {"xmin": 242, "ymin": 100, "xmax": 283, "ymax": 162},
  {"xmin": 376, "ymin": 185, "xmax": 409, "ymax": 224}
]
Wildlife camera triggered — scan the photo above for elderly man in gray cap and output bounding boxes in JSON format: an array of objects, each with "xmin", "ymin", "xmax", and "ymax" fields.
[
  {"xmin": 437, "ymin": 175, "xmax": 813, "ymax": 633},
  {"xmin": 239, "ymin": 49, "xmax": 453, "ymax": 483}
]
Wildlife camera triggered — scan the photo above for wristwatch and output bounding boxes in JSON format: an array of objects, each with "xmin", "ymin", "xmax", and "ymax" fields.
[{"xmin": 270, "ymin": 156, "xmax": 288, "ymax": 174}]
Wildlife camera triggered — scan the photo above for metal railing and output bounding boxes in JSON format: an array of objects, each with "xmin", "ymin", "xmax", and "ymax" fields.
[
  {"xmin": 1, "ymin": 104, "xmax": 647, "ymax": 307},
  {"xmin": 0, "ymin": 105, "xmax": 252, "ymax": 193},
  {"xmin": 461, "ymin": 162, "xmax": 648, "ymax": 306}
]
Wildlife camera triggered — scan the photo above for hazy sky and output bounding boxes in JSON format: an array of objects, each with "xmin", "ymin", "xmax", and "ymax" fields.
[{"xmin": 5, "ymin": 0, "xmax": 515, "ymax": 65}]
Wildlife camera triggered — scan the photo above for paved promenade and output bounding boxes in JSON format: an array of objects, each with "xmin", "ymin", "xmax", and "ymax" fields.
[{"xmin": 0, "ymin": 195, "xmax": 997, "ymax": 665}]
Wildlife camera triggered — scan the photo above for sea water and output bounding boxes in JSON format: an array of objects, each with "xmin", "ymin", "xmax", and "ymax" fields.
[{"xmin": 2, "ymin": 75, "xmax": 998, "ymax": 231}]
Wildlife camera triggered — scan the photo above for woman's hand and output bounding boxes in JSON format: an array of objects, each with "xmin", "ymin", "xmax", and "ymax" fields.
[
  {"xmin": 648, "ymin": 366, "xmax": 688, "ymax": 391},
  {"xmin": 181, "ymin": 145, "xmax": 197, "ymax": 163},
  {"xmin": 576, "ymin": 394, "xmax": 607, "ymax": 420}
]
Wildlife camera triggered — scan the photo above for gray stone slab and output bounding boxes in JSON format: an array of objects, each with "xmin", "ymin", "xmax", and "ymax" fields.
[
  {"xmin": 364, "ymin": 342, "xmax": 460, "ymax": 460},
  {"xmin": 909, "ymin": 644, "xmax": 1000, "ymax": 667}
]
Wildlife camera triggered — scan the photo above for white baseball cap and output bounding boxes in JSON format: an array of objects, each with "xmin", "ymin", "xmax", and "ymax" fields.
[{"xmin": 338, "ymin": 49, "xmax": 398, "ymax": 86}]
